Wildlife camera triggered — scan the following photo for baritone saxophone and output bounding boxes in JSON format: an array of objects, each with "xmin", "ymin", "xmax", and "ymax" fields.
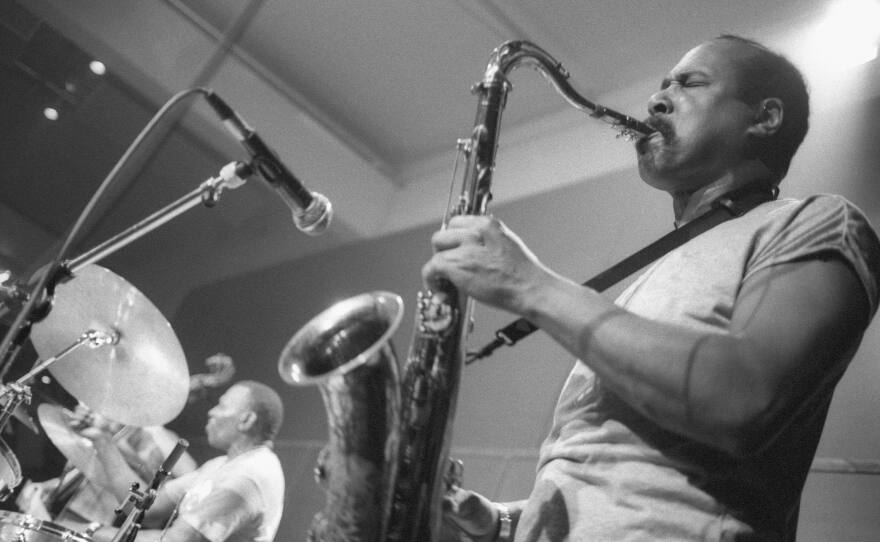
[{"xmin": 277, "ymin": 40, "xmax": 655, "ymax": 542}]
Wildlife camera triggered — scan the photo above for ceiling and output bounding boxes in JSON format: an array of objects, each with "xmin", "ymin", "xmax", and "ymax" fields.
[{"xmin": 0, "ymin": 0, "xmax": 841, "ymax": 311}]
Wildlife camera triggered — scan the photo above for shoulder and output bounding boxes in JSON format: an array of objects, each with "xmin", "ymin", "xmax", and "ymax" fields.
[
  {"xmin": 756, "ymin": 194, "xmax": 874, "ymax": 232},
  {"xmin": 753, "ymin": 195, "xmax": 876, "ymax": 248},
  {"xmin": 217, "ymin": 448, "xmax": 283, "ymax": 489},
  {"xmin": 747, "ymin": 194, "xmax": 880, "ymax": 315}
]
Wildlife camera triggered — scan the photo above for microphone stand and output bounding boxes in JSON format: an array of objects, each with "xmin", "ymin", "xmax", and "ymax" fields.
[
  {"xmin": 0, "ymin": 161, "xmax": 251, "ymax": 381},
  {"xmin": 64, "ymin": 161, "xmax": 250, "ymax": 274},
  {"xmin": 112, "ymin": 439, "xmax": 189, "ymax": 542},
  {"xmin": 0, "ymin": 86, "xmax": 313, "ymax": 378},
  {"xmin": 0, "ymin": 88, "xmax": 213, "ymax": 379}
]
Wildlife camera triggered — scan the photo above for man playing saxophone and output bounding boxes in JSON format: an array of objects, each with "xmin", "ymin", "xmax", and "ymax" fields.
[{"xmin": 429, "ymin": 35, "xmax": 880, "ymax": 541}]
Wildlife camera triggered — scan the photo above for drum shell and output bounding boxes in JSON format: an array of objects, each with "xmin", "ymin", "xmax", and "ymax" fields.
[
  {"xmin": 0, "ymin": 510, "xmax": 91, "ymax": 541},
  {"xmin": 0, "ymin": 438, "xmax": 22, "ymax": 502}
]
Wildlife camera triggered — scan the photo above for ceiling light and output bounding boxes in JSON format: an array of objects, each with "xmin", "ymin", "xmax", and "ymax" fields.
[
  {"xmin": 89, "ymin": 60, "xmax": 106, "ymax": 75},
  {"xmin": 816, "ymin": 0, "xmax": 880, "ymax": 67}
]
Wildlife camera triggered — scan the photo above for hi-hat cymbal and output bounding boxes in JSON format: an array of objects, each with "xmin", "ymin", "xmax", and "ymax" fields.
[{"xmin": 29, "ymin": 265, "xmax": 188, "ymax": 427}]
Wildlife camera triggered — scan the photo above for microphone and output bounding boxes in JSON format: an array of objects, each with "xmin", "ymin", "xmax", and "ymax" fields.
[{"xmin": 205, "ymin": 91, "xmax": 332, "ymax": 235}]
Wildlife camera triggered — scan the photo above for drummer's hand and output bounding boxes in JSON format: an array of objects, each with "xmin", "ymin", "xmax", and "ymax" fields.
[
  {"xmin": 66, "ymin": 404, "xmax": 93, "ymax": 430},
  {"xmin": 69, "ymin": 404, "xmax": 122, "ymax": 434},
  {"xmin": 75, "ymin": 425, "xmax": 115, "ymax": 452},
  {"xmin": 441, "ymin": 487, "xmax": 499, "ymax": 542},
  {"xmin": 36, "ymin": 477, "xmax": 60, "ymax": 492}
]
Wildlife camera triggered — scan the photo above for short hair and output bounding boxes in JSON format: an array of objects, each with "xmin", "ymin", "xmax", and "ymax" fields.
[
  {"xmin": 714, "ymin": 34, "xmax": 810, "ymax": 182},
  {"xmin": 235, "ymin": 380, "xmax": 284, "ymax": 442}
]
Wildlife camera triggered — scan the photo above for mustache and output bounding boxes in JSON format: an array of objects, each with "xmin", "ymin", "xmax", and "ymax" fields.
[{"xmin": 643, "ymin": 117, "xmax": 673, "ymax": 138}]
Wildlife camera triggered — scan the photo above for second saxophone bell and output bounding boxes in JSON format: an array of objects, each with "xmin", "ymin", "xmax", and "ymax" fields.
[{"xmin": 278, "ymin": 291, "xmax": 404, "ymax": 541}]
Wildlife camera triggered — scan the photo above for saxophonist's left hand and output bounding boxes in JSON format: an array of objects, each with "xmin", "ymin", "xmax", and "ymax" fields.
[
  {"xmin": 440, "ymin": 487, "xmax": 500, "ymax": 542},
  {"xmin": 424, "ymin": 215, "xmax": 558, "ymax": 316}
]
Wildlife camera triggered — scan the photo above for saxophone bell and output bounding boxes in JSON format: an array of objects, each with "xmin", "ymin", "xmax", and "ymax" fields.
[{"xmin": 278, "ymin": 292, "xmax": 404, "ymax": 541}]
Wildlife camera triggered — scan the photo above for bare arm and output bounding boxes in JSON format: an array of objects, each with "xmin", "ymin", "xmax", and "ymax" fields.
[
  {"xmin": 91, "ymin": 519, "xmax": 209, "ymax": 542},
  {"xmin": 79, "ymin": 429, "xmax": 148, "ymax": 502},
  {"xmin": 424, "ymin": 215, "xmax": 870, "ymax": 456},
  {"xmin": 77, "ymin": 430, "xmax": 182, "ymax": 528}
]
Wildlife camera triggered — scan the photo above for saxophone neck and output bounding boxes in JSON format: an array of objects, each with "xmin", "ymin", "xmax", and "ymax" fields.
[{"xmin": 483, "ymin": 40, "xmax": 655, "ymax": 139}]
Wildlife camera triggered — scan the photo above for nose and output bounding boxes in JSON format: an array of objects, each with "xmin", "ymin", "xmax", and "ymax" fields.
[{"xmin": 648, "ymin": 90, "xmax": 672, "ymax": 116}]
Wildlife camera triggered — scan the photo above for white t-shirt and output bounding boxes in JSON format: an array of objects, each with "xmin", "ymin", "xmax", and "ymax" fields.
[
  {"xmin": 517, "ymin": 195, "xmax": 880, "ymax": 542},
  {"xmin": 162, "ymin": 445, "xmax": 285, "ymax": 542}
]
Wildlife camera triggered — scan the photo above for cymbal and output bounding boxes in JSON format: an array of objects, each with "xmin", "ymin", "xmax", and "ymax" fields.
[
  {"xmin": 29, "ymin": 265, "xmax": 188, "ymax": 427},
  {"xmin": 36, "ymin": 404, "xmax": 104, "ymax": 481}
]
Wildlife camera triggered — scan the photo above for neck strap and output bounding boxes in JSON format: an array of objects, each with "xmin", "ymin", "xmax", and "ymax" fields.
[{"xmin": 467, "ymin": 183, "xmax": 777, "ymax": 363}]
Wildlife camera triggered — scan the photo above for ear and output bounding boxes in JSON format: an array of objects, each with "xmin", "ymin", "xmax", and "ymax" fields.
[
  {"xmin": 238, "ymin": 411, "xmax": 257, "ymax": 432},
  {"xmin": 748, "ymin": 98, "xmax": 783, "ymax": 138}
]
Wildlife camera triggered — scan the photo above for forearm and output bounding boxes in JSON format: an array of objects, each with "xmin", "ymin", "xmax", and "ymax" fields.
[
  {"xmin": 518, "ymin": 273, "xmax": 761, "ymax": 449},
  {"xmin": 91, "ymin": 526, "xmax": 164, "ymax": 542},
  {"xmin": 88, "ymin": 440, "xmax": 149, "ymax": 502}
]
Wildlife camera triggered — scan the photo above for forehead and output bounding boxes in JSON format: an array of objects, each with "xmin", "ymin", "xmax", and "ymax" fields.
[
  {"xmin": 219, "ymin": 385, "xmax": 252, "ymax": 407},
  {"xmin": 669, "ymin": 40, "xmax": 746, "ymax": 79}
]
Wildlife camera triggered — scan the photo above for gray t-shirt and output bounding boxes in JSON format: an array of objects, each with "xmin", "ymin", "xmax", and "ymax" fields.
[
  {"xmin": 163, "ymin": 445, "xmax": 285, "ymax": 542},
  {"xmin": 516, "ymin": 195, "xmax": 880, "ymax": 542}
]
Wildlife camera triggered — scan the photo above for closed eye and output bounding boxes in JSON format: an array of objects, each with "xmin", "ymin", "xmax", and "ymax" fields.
[{"xmin": 660, "ymin": 70, "xmax": 711, "ymax": 90}]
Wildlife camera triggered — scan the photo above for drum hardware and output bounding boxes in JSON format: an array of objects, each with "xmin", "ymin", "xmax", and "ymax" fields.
[
  {"xmin": 0, "ymin": 438, "xmax": 23, "ymax": 503},
  {"xmin": 0, "ymin": 510, "xmax": 91, "ymax": 542},
  {"xmin": 0, "ymin": 325, "xmax": 117, "ymax": 503},
  {"xmin": 111, "ymin": 439, "xmax": 189, "ymax": 542}
]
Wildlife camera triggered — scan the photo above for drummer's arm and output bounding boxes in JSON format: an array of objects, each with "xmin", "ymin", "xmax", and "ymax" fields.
[
  {"xmin": 136, "ymin": 522, "xmax": 210, "ymax": 542},
  {"xmin": 140, "ymin": 486, "xmax": 179, "ymax": 527},
  {"xmin": 90, "ymin": 522, "xmax": 209, "ymax": 542},
  {"xmin": 85, "ymin": 483, "xmax": 195, "ymax": 541},
  {"xmin": 80, "ymin": 428, "xmax": 148, "ymax": 502}
]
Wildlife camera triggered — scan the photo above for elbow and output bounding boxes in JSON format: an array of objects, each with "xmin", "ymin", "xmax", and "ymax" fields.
[
  {"xmin": 712, "ymin": 425, "xmax": 771, "ymax": 459},
  {"xmin": 694, "ymin": 387, "xmax": 780, "ymax": 459}
]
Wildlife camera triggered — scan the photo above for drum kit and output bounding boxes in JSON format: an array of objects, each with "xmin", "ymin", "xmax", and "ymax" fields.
[
  {"xmin": 0, "ymin": 87, "xmax": 276, "ymax": 538},
  {"xmin": 0, "ymin": 263, "xmax": 191, "ymax": 541}
]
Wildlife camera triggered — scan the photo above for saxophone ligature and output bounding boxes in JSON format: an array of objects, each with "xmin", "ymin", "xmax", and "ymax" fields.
[{"xmin": 277, "ymin": 40, "xmax": 655, "ymax": 542}]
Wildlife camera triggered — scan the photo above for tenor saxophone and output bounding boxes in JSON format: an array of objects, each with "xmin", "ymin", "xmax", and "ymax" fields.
[{"xmin": 277, "ymin": 40, "xmax": 654, "ymax": 542}]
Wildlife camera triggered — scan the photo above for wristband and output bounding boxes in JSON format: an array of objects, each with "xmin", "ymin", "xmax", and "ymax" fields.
[{"xmin": 496, "ymin": 503, "xmax": 512, "ymax": 542}]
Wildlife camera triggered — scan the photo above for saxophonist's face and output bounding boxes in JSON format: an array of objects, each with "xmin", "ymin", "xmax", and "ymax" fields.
[{"xmin": 636, "ymin": 40, "xmax": 759, "ymax": 193}]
